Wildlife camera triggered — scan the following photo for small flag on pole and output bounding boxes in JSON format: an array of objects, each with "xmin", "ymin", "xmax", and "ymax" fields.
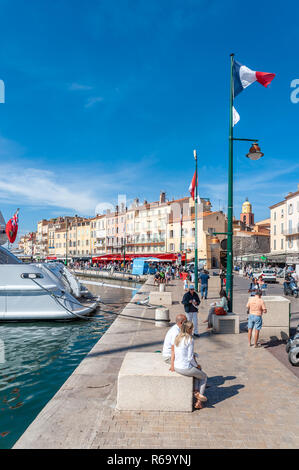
[
  {"xmin": 233, "ymin": 106, "xmax": 240, "ymax": 126},
  {"xmin": 189, "ymin": 171, "xmax": 197, "ymax": 200},
  {"xmin": 5, "ymin": 209, "xmax": 19, "ymax": 244}
]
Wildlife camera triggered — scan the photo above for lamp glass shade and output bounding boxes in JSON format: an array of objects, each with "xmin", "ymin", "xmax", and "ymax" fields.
[
  {"xmin": 246, "ymin": 143, "xmax": 264, "ymax": 161},
  {"xmin": 246, "ymin": 151, "xmax": 263, "ymax": 161}
]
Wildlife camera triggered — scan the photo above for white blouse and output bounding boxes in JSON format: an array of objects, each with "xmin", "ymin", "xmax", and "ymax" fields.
[{"xmin": 174, "ymin": 336, "xmax": 197, "ymax": 370}]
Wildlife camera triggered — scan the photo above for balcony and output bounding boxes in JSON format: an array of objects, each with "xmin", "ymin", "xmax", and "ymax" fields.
[
  {"xmin": 94, "ymin": 241, "xmax": 105, "ymax": 248},
  {"xmin": 284, "ymin": 228, "xmax": 299, "ymax": 236}
]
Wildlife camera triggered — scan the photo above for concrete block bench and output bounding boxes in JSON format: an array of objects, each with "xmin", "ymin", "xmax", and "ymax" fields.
[
  {"xmin": 212, "ymin": 313, "xmax": 240, "ymax": 334},
  {"xmin": 149, "ymin": 291, "xmax": 172, "ymax": 306},
  {"xmin": 257, "ymin": 296, "xmax": 290, "ymax": 340},
  {"xmin": 116, "ymin": 352, "xmax": 193, "ymax": 412}
]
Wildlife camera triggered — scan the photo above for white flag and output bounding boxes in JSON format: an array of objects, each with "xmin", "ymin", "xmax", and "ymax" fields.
[{"xmin": 233, "ymin": 106, "xmax": 240, "ymax": 126}]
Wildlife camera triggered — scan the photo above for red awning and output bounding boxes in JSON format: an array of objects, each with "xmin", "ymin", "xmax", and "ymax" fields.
[
  {"xmin": 92, "ymin": 253, "xmax": 186, "ymax": 263},
  {"xmin": 46, "ymin": 256, "xmax": 57, "ymax": 260}
]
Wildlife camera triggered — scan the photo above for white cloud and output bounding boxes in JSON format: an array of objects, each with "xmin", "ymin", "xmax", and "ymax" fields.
[
  {"xmin": 0, "ymin": 166, "xmax": 97, "ymax": 214},
  {"xmin": 68, "ymin": 82, "xmax": 93, "ymax": 91},
  {"xmin": 85, "ymin": 96, "xmax": 103, "ymax": 108},
  {"xmin": 0, "ymin": 156, "xmax": 161, "ymax": 217}
]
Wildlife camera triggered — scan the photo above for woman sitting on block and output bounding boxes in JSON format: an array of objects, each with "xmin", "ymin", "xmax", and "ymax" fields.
[
  {"xmin": 170, "ymin": 321, "xmax": 208, "ymax": 409},
  {"xmin": 204, "ymin": 289, "xmax": 228, "ymax": 330}
]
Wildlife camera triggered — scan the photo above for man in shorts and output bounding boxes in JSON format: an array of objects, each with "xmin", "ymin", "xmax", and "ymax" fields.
[{"xmin": 246, "ymin": 289, "xmax": 267, "ymax": 348}]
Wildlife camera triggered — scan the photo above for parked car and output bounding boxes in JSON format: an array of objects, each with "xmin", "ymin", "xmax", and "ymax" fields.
[
  {"xmin": 186, "ymin": 262, "xmax": 205, "ymax": 273},
  {"xmin": 260, "ymin": 269, "xmax": 277, "ymax": 283}
]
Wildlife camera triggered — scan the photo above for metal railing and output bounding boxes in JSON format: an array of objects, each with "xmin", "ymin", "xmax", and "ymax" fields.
[{"xmin": 71, "ymin": 267, "xmax": 142, "ymax": 283}]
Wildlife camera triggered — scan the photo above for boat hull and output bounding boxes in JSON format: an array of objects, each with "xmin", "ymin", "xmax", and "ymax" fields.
[{"xmin": 0, "ymin": 264, "xmax": 99, "ymax": 321}]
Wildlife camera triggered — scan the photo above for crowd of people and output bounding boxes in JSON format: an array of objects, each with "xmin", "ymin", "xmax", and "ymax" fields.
[{"xmin": 69, "ymin": 260, "xmax": 133, "ymax": 271}]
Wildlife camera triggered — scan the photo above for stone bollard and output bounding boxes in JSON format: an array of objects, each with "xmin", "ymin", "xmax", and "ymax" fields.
[
  {"xmin": 155, "ymin": 308, "xmax": 170, "ymax": 327},
  {"xmin": 159, "ymin": 283, "xmax": 165, "ymax": 292},
  {"xmin": 259, "ymin": 296, "xmax": 291, "ymax": 340}
]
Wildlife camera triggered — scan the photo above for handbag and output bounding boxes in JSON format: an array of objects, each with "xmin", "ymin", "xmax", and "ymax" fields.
[{"xmin": 214, "ymin": 307, "xmax": 226, "ymax": 316}]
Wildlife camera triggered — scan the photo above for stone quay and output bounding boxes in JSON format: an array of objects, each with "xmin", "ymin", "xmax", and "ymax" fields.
[{"xmin": 14, "ymin": 275, "xmax": 299, "ymax": 449}]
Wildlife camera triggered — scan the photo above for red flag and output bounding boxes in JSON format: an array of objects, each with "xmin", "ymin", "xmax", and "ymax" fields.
[
  {"xmin": 188, "ymin": 171, "xmax": 197, "ymax": 200},
  {"xmin": 5, "ymin": 209, "xmax": 19, "ymax": 243}
]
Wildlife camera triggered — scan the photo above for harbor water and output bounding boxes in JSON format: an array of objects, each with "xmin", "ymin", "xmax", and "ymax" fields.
[{"xmin": 0, "ymin": 277, "xmax": 141, "ymax": 449}]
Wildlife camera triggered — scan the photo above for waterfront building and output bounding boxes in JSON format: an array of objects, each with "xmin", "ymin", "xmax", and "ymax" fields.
[
  {"xmin": 68, "ymin": 217, "xmax": 91, "ymax": 259},
  {"xmin": 129, "ymin": 192, "xmax": 170, "ymax": 256},
  {"xmin": 166, "ymin": 197, "xmax": 226, "ymax": 268},
  {"xmin": 18, "ymin": 232, "xmax": 37, "ymax": 258},
  {"xmin": 35, "ymin": 220, "xmax": 50, "ymax": 260},
  {"xmin": 18, "ymin": 190, "xmax": 234, "ymax": 267},
  {"xmin": 270, "ymin": 184, "xmax": 299, "ymax": 263},
  {"xmin": 90, "ymin": 214, "xmax": 106, "ymax": 257}
]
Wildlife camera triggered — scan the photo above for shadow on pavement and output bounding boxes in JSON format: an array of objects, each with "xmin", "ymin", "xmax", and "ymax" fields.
[{"xmin": 205, "ymin": 375, "xmax": 244, "ymax": 407}]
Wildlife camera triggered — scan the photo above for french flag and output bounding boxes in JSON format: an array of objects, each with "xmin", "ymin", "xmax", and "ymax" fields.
[{"xmin": 233, "ymin": 60, "xmax": 275, "ymax": 98}]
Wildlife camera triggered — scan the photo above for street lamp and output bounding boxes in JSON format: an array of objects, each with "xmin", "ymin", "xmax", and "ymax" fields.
[
  {"xmin": 246, "ymin": 142, "xmax": 264, "ymax": 161},
  {"xmin": 225, "ymin": 136, "xmax": 264, "ymax": 311},
  {"xmin": 225, "ymin": 54, "xmax": 267, "ymax": 311}
]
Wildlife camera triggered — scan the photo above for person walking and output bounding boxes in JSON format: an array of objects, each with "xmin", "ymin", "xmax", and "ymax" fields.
[
  {"xmin": 248, "ymin": 277, "xmax": 259, "ymax": 296},
  {"xmin": 199, "ymin": 270, "xmax": 210, "ymax": 300},
  {"xmin": 170, "ymin": 321, "xmax": 208, "ymax": 409},
  {"xmin": 181, "ymin": 285, "xmax": 200, "ymax": 336},
  {"xmin": 247, "ymin": 289, "xmax": 267, "ymax": 348}
]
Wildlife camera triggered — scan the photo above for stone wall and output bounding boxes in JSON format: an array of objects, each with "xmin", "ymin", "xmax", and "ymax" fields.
[{"xmin": 233, "ymin": 235, "xmax": 270, "ymax": 256}]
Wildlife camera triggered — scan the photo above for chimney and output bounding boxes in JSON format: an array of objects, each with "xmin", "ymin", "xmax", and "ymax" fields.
[
  {"xmin": 160, "ymin": 191, "xmax": 166, "ymax": 204},
  {"xmin": 134, "ymin": 198, "xmax": 139, "ymax": 207}
]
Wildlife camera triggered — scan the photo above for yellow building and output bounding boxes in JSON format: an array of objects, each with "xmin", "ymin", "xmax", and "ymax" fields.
[{"xmin": 167, "ymin": 197, "xmax": 226, "ymax": 268}]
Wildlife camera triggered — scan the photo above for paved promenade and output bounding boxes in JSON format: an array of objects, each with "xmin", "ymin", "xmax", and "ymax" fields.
[{"xmin": 14, "ymin": 276, "xmax": 299, "ymax": 449}]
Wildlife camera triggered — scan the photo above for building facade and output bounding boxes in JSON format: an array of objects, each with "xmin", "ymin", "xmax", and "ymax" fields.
[
  {"xmin": 18, "ymin": 191, "xmax": 229, "ymax": 266},
  {"xmin": 270, "ymin": 184, "xmax": 299, "ymax": 262}
]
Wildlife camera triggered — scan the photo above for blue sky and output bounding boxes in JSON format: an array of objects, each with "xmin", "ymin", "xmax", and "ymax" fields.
[{"xmin": 0, "ymin": 0, "xmax": 298, "ymax": 239}]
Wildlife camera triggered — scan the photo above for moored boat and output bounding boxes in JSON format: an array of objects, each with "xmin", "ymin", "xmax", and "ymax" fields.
[{"xmin": 0, "ymin": 245, "xmax": 99, "ymax": 321}]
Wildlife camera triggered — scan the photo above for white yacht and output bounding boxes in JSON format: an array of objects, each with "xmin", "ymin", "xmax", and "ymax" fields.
[{"xmin": 0, "ymin": 212, "xmax": 99, "ymax": 321}]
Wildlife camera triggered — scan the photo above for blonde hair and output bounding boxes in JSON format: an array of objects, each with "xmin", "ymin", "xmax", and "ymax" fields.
[{"xmin": 174, "ymin": 321, "xmax": 193, "ymax": 347}]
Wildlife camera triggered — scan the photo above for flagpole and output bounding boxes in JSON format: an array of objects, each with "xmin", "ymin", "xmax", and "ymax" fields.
[
  {"xmin": 194, "ymin": 149, "xmax": 198, "ymax": 292},
  {"xmin": 180, "ymin": 207, "xmax": 183, "ymax": 253},
  {"xmin": 226, "ymin": 53, "xmax": 234, "ymax": 312}
]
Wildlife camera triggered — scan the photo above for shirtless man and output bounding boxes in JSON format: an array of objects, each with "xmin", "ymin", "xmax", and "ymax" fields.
[{"xmin": 246, "ymin": 290, "xmax": 267, "ymax": 348}]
